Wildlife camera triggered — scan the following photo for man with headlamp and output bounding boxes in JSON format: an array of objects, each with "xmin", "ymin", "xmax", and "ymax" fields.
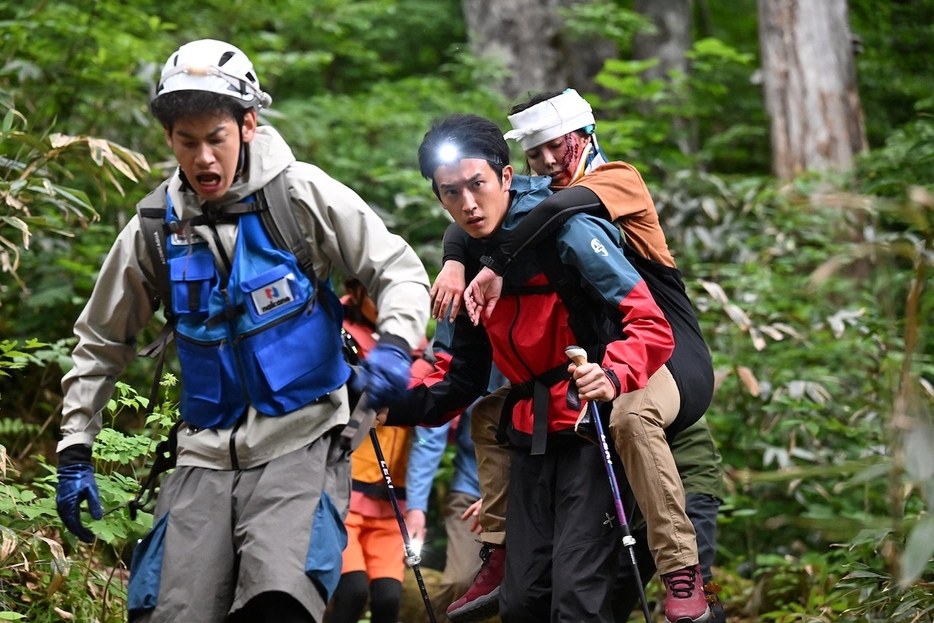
[
  {"xmin": 384, "ymin": 112, "xmax": 710, "ymax": 623},
  {"xmin": 426, "ymin": 90, "xmax": 719, "ymax": 623}
]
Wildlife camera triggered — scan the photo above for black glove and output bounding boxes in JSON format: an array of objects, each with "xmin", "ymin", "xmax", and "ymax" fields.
[{"xmin": 56, "ymin": 445, "xmax": 102, "ymax": 543}]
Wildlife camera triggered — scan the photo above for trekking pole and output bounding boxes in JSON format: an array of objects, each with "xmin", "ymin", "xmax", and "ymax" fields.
[
  {"xmin": 369, "ymin": 427, "xmax": 439, "ymax": 623},
  {"xmin": 565, "ymin": 346, "xmax": 653, "ymax": 623}
]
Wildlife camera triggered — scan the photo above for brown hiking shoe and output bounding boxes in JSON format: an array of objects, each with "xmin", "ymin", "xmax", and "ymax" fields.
[
  {"xmin": 662, "ymin": 564, "xmax": 711, "ymax": 623},
  {"xmin": 446, "ymin": 543, "xmax": 505, "ymax": 623}
]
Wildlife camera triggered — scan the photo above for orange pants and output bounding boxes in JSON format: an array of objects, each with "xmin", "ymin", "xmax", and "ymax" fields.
[{"xmin": 340, "ymin": 511, "xmax": 406, "ymax": 582}]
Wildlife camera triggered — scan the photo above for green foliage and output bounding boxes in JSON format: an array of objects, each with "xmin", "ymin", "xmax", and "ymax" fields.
[
  {"xmin": 838, "ymin": 528, "xmax": 934, "ymax": 622},
  {"xmin": 559, "ymin": 0, "xmax": 653, "ymax": 58},
  {"xmin": 0, "ymin": 450, "xmax": 138, "ymax": 622},
  {"xmin": 854, "ymin": 112, "xmax": 934, "ymax": 197},
  {"xmin": 0, "ymin": 99, "xmax": 150, "ymax": 349},
  {"xmin": 274, "ymin": 72, "xmax": 507, "ymax": 263},
  {"xmin": 0, "ymin": 339, "xmax": 46, "ymax": 380},
  {"xmin": 0, "ymin": 106, "xmax": 121, "ymax": 285},
  {"xmin": 250, "ymin": 0, "xmax": 467, "ymax": 94},
  {"xmin": 0, "ymin": 371, "xmax": 178, "ymax": 621},
  {"xmin": 0, "ymin": 3, "xmax": 173, "ymax": 139},
  {"xmin": 645, "ymin": 132, "xmax": 934, "ymax": 616},
  {"xmin": 563, "ymin": 0, "xmax": 768, "ymax": 176},
  {"xmin": 584, "ymin": 38, "xmax": 763, "ymax": 175},
  {"xmin": 849, "ymin": 0, "xmax": 934, "ymax": 149}
]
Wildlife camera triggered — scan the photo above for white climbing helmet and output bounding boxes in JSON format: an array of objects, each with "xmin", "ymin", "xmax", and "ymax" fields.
[{"xmin": 154, "ymin": 39, "xmax": 272, "ymax": 109}]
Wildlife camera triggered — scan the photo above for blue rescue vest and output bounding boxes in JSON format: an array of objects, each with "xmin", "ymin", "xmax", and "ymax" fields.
[{"xmin": 164, "ymin": 195, "xmax": 350, "ymax": 429}]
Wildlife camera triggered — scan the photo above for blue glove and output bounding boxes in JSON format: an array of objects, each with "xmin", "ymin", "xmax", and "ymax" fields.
[
  {"xmin": 56, "ymin": 446, "xmax": 102, "ymax": 543},
  {"xmin": 360, "ymin": 336, "xmax": 412, "ymax": 411}
]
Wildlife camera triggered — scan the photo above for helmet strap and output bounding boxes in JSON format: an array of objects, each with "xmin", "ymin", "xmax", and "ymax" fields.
[
  {"xmin": 234, "ymin": 122, "xmax": 248, "ymax": 182},
  {"xmin": 178, "ymin": 168, "xmax": 195, "ymax": 193}
]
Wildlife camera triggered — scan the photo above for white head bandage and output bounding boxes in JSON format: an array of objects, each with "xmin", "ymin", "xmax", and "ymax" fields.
[{"xmin": 503, "ymin": 89, "xmax": 595, "ymax": 151}]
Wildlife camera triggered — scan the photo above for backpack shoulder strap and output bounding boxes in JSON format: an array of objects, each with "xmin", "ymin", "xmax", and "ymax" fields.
[
  {"xmin": 136, "ymin": 179, "xmax": 173, "ymax": 315},
  {"xmin": 531, "ymin": 232, "xmax": 618, "ymax": 364},
  {"xmin": 136, "ymin": 180, "xmax": 176, "ymax": 360},
  {"xmin": 257, "ymin": 169, "xmax": 318, "ymax": 284}
]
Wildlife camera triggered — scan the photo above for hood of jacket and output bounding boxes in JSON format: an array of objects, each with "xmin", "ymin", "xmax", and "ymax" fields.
[{"xmin": 166, "ymin": 125, "xmax": 297, "ymax": 221}]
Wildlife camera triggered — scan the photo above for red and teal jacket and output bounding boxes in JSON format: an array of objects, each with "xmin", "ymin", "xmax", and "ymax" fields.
[{"xmin": 387, "ymin": 175, "xmax": 674, "ymax": 453}]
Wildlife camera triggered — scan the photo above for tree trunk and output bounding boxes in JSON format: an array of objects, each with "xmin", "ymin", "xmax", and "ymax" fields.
[
  {"xmin": 461, "ymin": 0, "xmax": 616, "ymax": 101},
  {"xmin": 757, "ymin": 0, "xmax": 867, "ymax": 179},
  {"xmin": 633, "ymin": 0, "xmax": 692, "ymax": 83},
  {"xmin": 632, "ymin": 0, "xmax": 695, "ymax": 153}
]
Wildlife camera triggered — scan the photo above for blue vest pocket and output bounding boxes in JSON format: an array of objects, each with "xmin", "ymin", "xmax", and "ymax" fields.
[
  {"xmin": 243, "ymin": 299, "xmax": 350, "ymax": 414},
  {"xmin": 176, "ymin": 336, "xmax": 243, "ymax": 429},
  {"xmin": 305, "ymin": 491, "xmax": 347, "ymax": 602},
  {"xmin": 176, "ymin": 340, "xmax": 222, "ymax": 402},
  {"xmin": 169, "ymin": 252, "xmax": 215, "ymax": 315},
  {"xmin": 127, "ymin": 511, "xmax": 169, "ymax": 621}
]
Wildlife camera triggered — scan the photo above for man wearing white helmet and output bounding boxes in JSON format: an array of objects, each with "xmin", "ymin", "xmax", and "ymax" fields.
[{"xmin": 54, "ymin": 39, "xmax": 429, "ymax": 623}]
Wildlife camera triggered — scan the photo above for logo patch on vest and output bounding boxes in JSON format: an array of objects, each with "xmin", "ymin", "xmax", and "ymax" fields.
[
  {"xmin": 591, "ymin": 238, "xmax": 608, "ymax": 256},
  {"xmin": 251, "ymin": 274, "xmax": 295, "ymax": 315}
]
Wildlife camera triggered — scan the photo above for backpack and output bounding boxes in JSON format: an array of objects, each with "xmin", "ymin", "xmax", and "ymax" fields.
[{"xmin": 495, "ymin": 224, "xmax": 712, "ymax": 456}]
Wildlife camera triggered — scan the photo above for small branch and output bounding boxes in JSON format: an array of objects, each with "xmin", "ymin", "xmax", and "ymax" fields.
[{"xmin": 17, "ymin": 398, "xmax": 62, "ymax": 461}]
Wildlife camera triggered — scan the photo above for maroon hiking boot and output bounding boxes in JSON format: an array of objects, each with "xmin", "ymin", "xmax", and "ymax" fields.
[
  {"xmin": 446, "ymin": 543, "xmax": 505, "ymax": 623},
  {"xmin": 661, "ymin": 564, "xmax": 711, "ymax": 623}
]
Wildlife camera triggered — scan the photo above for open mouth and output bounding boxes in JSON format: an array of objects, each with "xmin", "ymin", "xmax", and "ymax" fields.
[{"xmin": 197, "ymin": 173, "xmax": 222, "ymax": 189}]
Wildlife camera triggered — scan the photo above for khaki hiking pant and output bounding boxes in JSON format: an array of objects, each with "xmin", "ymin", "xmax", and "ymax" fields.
[
  {"xmin": 470, "ymin": 385, "xmax": 511, "ymax": 545},
  {"xmin": 472, "ymin": 366, "xmax": 698, "ymax": 575},
  {"xmin": 609, "ymin": 364, "xmax": 697, "ymax": 575}
]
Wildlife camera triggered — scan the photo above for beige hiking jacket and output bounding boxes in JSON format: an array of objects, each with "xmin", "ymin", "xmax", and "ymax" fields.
[{"xmin": 58, "ymin": 126, "xmax": 429, "ymax": 470}]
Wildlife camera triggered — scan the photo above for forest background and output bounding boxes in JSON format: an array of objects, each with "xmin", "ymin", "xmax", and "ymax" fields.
[{"xmin": 0, "ymin": 0, "xmax": 932, "ymax": 621}]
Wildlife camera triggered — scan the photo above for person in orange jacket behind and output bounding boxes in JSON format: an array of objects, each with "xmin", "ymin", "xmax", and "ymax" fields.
[{"xmin": 325, "ymin": 279, "xmax": 435, "ymax": 623}]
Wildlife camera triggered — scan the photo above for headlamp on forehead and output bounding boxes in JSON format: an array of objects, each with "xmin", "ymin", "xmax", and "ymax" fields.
[
  {"xmin": 433, "ymin": 141, "xmax": 503, "ymax": 169},
  {"xmin": 438, "ymin": 142, "xmax": 460, "ymax": 165}
]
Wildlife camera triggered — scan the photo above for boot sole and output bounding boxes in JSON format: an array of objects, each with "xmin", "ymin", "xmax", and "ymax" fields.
[
  {"xmin": 446, "ymin": 587, "xmax": 500, "ymax": 623},
  {"xmin": 666, "ymin": 605, "xmax": 712, "ymax": 623}
]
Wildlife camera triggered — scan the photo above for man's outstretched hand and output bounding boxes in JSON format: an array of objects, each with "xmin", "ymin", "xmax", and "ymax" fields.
[
  {"xmin": 430, "ymin": 261, "xmax": 466, "ymax": 322},
  {"xmin": 464, "ymin": 267, "xmax": 503, "ymax": 326}
]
